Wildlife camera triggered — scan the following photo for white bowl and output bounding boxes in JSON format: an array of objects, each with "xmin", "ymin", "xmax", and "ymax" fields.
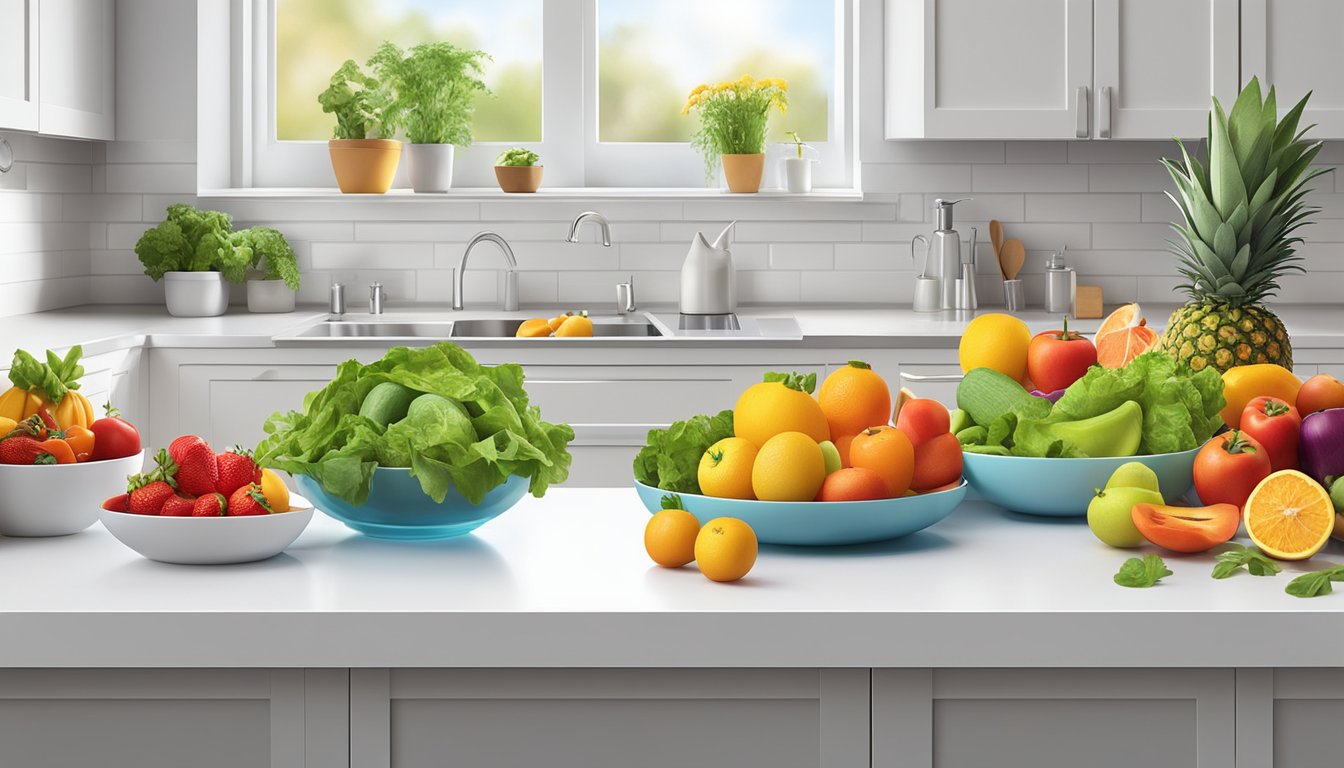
[
  {"xmin": 0, "ymin": 452, "xmax": 145, "ymax": 537},
  {"xmin": 98, "ymin": 495, "xmax": 315, "ymax": 565}
]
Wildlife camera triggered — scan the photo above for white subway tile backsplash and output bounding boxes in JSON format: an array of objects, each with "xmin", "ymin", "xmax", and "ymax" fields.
[
  {"xmin": 865, "ymin": 163, "xmax": 974, "ymax": 193},
  {"xmin": 1091, "ymin": 223, "xmax": 1175, "ymax": 250},
  {"xmin": 734, "ymin": 221, "xmax": 862, "ymax": 243},
  {"xmin": 26, "ymin": 163, "xmax": 93, "ymax": 193},
  {"xmin": 973, "ymin": 164, "xmax": 1089, "ymax": 193},
  {"xmin": 737, "ymin": 270, "xmax": 800, "ymax": 303},
  {"xmin": 800, "ymin": 270, "xmax": 911, "ymax": 304},
  {"xmin": 1024, "ymin": 194, "xmax": 1140, "ymax": 222},
  {"xmin": 769, "ymin": 243, "xmax": 834, "ymax": 270},
  {"xmin": 312, "ymin": 243, "xmax": 434, "ymax": 270},
  {"xmin": 835, "ymin": 243, "xmax": 911, "ymax": 272},
  {"xmin": 105, "ymin": 163, "xmax": 195, "ymax": 194},
  {"xmin": 867, "ymin": 141, "xmax": 1005, "ymax": 165},
  {"xmin": 1089, "ymin": 164, "xmax": 1174, "ymax": 193},
  {"xmin": 0, "ymin": 193, "xmax": 62, "ymax": 222},
  {"xmin": 1005, "ymin": 142, "xmax": 1067, "ymax": 164}
]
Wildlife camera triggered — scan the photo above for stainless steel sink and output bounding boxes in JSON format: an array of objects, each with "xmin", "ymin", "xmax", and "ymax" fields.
[
  {"xmin": 451, "ymin": 318, "xmax": 664, "ymax": 338},
  {"xmin": 291, "ymin": 322, "xmax": 455, "ymax": 340}
]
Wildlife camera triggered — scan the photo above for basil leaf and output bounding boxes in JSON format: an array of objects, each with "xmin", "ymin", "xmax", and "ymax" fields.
[
  {"xmin": 1114, "ymin": 554, "xmax": 1172, "ymax": 588},
  {"xmin": 1287, "ymin": 571, "xmax": 1334, "ymax": 598},
  {"xmin": 1211, "ymin": 545, "xmax": 1282, "ymax": 579}
]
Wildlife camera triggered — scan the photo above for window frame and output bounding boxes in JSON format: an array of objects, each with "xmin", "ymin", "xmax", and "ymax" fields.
[{"xmin": 234, "ymin": 0, "xmax": 853, "ymax": 191}]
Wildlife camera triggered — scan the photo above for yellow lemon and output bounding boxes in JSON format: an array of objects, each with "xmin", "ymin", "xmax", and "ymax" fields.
[
  {"xmin": 751, "ymin": 431, "xmax": 826, "ymax": 502},
  {"xmin": 259, "ymin": 468, "xmax": 291, "ymax": 513},
  {"xmin": 698, "ymin": 437, "xmax": 759, "ymax": 500},
  {"xmin": 959, "ymin": 313, "xmax": 1032, "ymax": 381}
]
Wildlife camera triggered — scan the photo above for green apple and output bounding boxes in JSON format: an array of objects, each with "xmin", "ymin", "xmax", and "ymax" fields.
[
  {"xmin": 1105, "ymin": 462, "xmax": 1162, "ymax": 495},
  {"xmin": 1088, "ymin": 486, "xmax": 1163, "ymax": 548},
  {"xmin": 819, "ymin": 441, "xmax": 842, "ymax": 475}
]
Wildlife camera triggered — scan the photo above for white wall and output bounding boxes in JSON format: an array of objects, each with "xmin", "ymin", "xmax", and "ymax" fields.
[{"xmin": 72, "ymin": 0, "xmax": 1344, "ymax": 310}]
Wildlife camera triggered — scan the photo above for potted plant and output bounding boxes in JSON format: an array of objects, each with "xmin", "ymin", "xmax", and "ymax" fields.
[
  {"xmin": 494, "ymin": 148, "xmax": 543, "ymax": 193},
  {"xmin": 783, "ymin": 131, "xmax": 815, "ymax": 194},
  {"xmin": 135, "ymin": 204, "xmax": 251, "ymax": 317},
  {"xmin": 235, "ymin": 227, "xmax": 301, "ymax": 314},
  {"xmin": 370, "ymin": 41, "xmax": 490, "ymax": 193},
  {"xmin": 318, "ymin": 59, "xmax": 400, "ymax": 194},
  {"xmin": 684, "ymin": 76, "xmax": 789, "ymax": 194}
]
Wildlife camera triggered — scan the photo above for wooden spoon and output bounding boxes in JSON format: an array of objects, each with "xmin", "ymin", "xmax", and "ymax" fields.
[
  {"xmin": 989, "ymin": 220, "xmax": 1006, "ymax": 277},
  {"xmin": 1000, "ymin": 239, "xmax": 1026, "ymax": 281}
]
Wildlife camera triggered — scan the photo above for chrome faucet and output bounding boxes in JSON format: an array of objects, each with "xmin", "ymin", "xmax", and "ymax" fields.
[
  {"xmin": 455, "ymin": 232, "xmax": 519, "ymax": 312},
  {"xmin": 566, "ymin": 211, "xmax": 612, "ymax": 247}
]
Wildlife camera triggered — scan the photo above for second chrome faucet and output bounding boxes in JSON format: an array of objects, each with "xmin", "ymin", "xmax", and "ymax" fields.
[{"xmin": 454, "ymin": 232, "xmax": 518, "ymax": 311}]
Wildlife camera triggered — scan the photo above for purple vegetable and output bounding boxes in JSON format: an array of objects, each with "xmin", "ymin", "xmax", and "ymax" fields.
[
  {"xmin": 1031, "ymin": 388, "xmax": 1067, "ymax": 404},
  {"xmin": 1299, "ymin": 409, "xmax": 1344, "ymax": 484}
]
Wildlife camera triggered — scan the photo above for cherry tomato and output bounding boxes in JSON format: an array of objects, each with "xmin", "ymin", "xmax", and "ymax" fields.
[
  {"xmin": 910, "ymin": 432, "xmax": 964, "ymax": 491},
  {"xmin": 1239, "ymin": 396, "xmax": 1301, "ymax": 472},
  {"xmin": 1026, "ymin": 317, "xmax": 1098, "ymax": 394},
  {"xmin": 90, "ymin": 403, "xmax": 141, "ymax": 461},
  {"xmin": 1296, "ymin": 374, "xmax": 1344, "ymax": 417},
  {"xmin": 61, "ymin": 425, "xmax": 95, "ymax": 462},
  {"xmin": 895, "ymin": 398, "xmax": 950, "ymax": 447},
  {"xmin": 1193, "ymin": 430, "xmax": 1272, "ymax": 508}
]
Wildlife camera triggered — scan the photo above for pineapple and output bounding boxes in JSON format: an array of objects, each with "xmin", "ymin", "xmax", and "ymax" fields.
[{"xmin": 1159, "ymin": 77, "xmax": 1331, "ymax": 373}]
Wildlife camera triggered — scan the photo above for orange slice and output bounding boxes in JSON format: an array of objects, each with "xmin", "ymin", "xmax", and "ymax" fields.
[
  {"xmin": 1096, "ymin": 302, "xmax": 1143, "ymax": 339},
  {"xmin": 1096, "ymin": 304, "xmax": 1159, "ymax": 369},
  {"xmin": 1244, "ymin": 470, "xmax": 1335, "ymax": 560}
]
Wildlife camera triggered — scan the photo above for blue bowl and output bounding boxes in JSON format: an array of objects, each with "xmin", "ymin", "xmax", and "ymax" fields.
[
  {"xmin": 296, "ymin": 468, "xmax": 528, "ymax": 540},
  {"xmin": 961, "ymin": 447, "xmax": 1201, "ymax": 517},
  {"xmin": 634, "ymin": 480, "xmax": 967, "ymax": 546}
]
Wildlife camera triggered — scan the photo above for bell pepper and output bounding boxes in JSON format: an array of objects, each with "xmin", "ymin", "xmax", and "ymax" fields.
[
  {"xmin": 61, "ymin": 425, "xmax": 95, "ymax": 462},
  {"xmin": 38, "ymin": 438, "xmax": 75, "ymax": 465},
  {"xmin": 1240, "ymin": 396, "xmax": 1301, "ymax": 472},
  {"xmin": 1220, "ymin": 364, "xmax": 1303, "ymax": 429}
]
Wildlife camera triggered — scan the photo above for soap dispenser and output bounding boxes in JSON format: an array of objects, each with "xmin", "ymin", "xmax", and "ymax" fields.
[
  {"xmin": 1044, "ymin": 245, "xmax": 1076, "ymax": 316},
  {"xmin": 932, "ymin": 198, "xmax": 971, "ymax": 309},
  {"xmin": 680, "ymin": 221, "xmax": 737, "ymax": 317}
]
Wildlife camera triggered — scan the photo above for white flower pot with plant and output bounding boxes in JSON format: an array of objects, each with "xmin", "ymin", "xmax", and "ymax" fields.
[
  {"xmin": 136, "ymin": 204, "xmax": 252, "ymax": 317},
  {"xmin": 684, "ymin": 76, "xmax": 789, "ymax": 194},
  {"xmin": 238, "ymin": 227, "xmax": 301, "ymax": 313},
  {"xmin": 783, "ymin": 131, "xmax": 816, "ymax": 194},
  {"xmin": 371, "ymin": 41, "xmax": 490, "ymax": 193},
  {"xmin": 319, "ymin": 60, "xmax": 401, "ymax": 194},
  {"xmin": 495, "ymin": 148, "xmax": 543, "ymax": 193}
]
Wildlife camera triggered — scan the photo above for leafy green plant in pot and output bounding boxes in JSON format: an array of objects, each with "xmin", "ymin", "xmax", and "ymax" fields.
[
  {"xmin": 135, "ymin": 204, "xmax": 252, "ymax": 317},
  {"xmin": 235, "ymin": 227, "xmax": 301, "ymax": 314},
  {"xmin": 318, "ymin": 59, "xmax": 400, "ymax": 194},
  {"xmin": 370, "ymin": 41, "xmax": 490, "ymax": 193},
  {"xmin": 494, "ymin": 147, "xmax": 542, "ymax": 193}
]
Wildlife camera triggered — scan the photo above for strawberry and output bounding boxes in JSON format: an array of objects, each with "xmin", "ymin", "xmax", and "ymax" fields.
[
  {"xmin": 0, "ymin": 436, "xmax": 56, "ymax": 465},
  {"xmin": 169, "ymin": 436, "xmax": 218, "ymax": 496},
  {"xmin": 192, "ymin": 492, "xmax": 227, "ymax": 517},
  {"xmin": 128, "ymin": 480, "xmax": 175, "ymax": 515},
  {"xmin": 160, "ymin": 494, "xmax": 197, "ymax": 517},
  {"xmin": 101, "ymin": 493, "xmax": 129, "ymax": 512},
  {"xmin": 228, "ymin": 484, "xmax": 273, "ymax": 516},
  {"xmin": 215, "ymin": 447, "xmax": 261, "ymax": 496}
]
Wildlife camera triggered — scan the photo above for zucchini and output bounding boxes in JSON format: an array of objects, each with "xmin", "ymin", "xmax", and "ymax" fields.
[{"xmin": 358, "ymin": 381, "xmax": 420, "ymax": 427}]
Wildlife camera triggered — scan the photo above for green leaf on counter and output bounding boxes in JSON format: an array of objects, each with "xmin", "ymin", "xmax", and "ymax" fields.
[
  {"xmin": 1114, "ymin": 554, "xmax": 1173, "ymax": 588},
  {"xmin": 1285, "ymin": 565, "xmax": 1344, "ymax": 598},
  {"xmin": 1211, "ymin": 544, "xmax": 1282, "ymax": 579}
]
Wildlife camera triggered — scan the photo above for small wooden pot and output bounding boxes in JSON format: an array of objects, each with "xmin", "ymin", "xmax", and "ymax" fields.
[
  {"xmin": 495, "ymin": 165, "xmax": 544, "ymax": 193},
  {"xmin": 721, "ymin": 153, "xmax": 765, "ymax": 193},
  {"xmin": 328, "ymin": 139, "xmax": 402, "ymax": 194}
]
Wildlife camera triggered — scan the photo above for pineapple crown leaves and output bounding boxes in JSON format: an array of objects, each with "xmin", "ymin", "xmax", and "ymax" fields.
[
  {"xmin": 1161, "ymin": 77, "xmax": 1333, "ymax": 307},
  {"xmin": 763, "ymin": 371, "xmax": 818, "ymax": 394}
]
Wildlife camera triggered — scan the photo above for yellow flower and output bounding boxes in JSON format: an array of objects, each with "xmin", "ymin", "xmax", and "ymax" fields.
[
  {"xmin": 716, "ymin": 81, "xmax": 734, "ymax": 92},
  {"xmin": 738, "ymin": 75, "xmax": 755, "ymax": 85}
]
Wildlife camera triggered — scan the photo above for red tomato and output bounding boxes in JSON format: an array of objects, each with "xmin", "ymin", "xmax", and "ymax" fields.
[
  {"xmin": 1296, "ymin": 374, "xmax": 1344, "ymax": 417},
  {"xmin": 910, "ymin": 432, "xmax": 964, "ymax": 491},
  {"xmin": 895, "ymin": 398, "xmax": 950, "ymax": 447},
  {"xmin": 1239, "ymin": 396, "xmax": 1301, "ymax": 472},
  {"xmin": 1131, "ymin": 503, "xmax": 1241, "ymax": 553},
  {"xmin": 1193, "ymin": 430, "xmax": 1272, "ymax": 508},
  {"xmin": 1026, "ymin": 318, "xmax": 1098, "ymax": 394},
  {"xmin": 90, "ymin": 404, "xmax": 142, "ymax": 461}
]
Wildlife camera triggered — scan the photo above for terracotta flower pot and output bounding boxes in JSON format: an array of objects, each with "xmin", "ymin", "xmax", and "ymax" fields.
[
  {"xmin": 328, "ymin": 139, "xmax": 402, "ymax": 194},
  {"xmin": 494, "ymin": 165, "xmax": 544, "ymax": 193},
  {"xmin": 721, "ymin": 153, "xmax": 765, "ymax": 193}
]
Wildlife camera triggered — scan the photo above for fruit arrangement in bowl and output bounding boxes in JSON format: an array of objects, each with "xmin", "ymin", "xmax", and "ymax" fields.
[
  {"xmin": 98, "ymin": 434, "xmax": 314, "ymax": 565},
  {"xmin": 0, "ymin": 346, "xmax": 145, "ymax": 537},
  {"xmin": 255, "ymin": 343, "xmax": 573, "ymax": 540},
  {"xmin": 633, "ymin": 361, "xmax": 966, "ymax": 546}
]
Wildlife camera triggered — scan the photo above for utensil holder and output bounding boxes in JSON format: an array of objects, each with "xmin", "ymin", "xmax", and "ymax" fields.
[
  {"xmin": 913, "ymin": 276, "xmax": 942, "ymax": 312},
  {"xmin": 1003, "ymin": 280, "xmax": 1025, "ymax": 312}
]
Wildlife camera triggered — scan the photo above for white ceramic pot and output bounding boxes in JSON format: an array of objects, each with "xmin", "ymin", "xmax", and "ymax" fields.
[
  {"xmin": 164, "ymin": 271, "xmax": 229, "ymax": 317},
  {"xmin": 0, "ymin": 452, "xmax": 145, "ymax": 537},
  {"xmin": 246, "ymin": 279, "xmax": 296, "ymax": 313},
  {"xmin": 408, "ymin": 144, "xmax": 456, "ymax": 192},
  {"xmin": 784, "ymin": 157, "xmax": 814, "ymax": 194}
]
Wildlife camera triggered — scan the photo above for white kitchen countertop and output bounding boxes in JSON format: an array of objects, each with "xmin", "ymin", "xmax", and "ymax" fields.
[{"xmin": 2, "ymin": 488, "xmax": 1341, "ymax": 669}]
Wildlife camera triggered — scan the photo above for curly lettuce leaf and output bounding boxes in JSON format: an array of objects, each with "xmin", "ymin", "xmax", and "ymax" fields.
[{"xmin": 632, "ymin": 410, "xmax": 735, "ymax": 494}]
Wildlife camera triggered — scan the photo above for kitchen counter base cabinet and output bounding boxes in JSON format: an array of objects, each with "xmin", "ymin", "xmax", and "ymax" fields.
[{"xmin": 1236, "ymin": 668, "xmax": 1344, "ymax": 767}]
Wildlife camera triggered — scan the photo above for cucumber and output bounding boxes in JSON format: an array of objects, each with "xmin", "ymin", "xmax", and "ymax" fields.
[
  {"xmin": 358, "ymin": 381, "xmax": 420, "ymax": 427},
  {"xmin": 948, "ymin": 408, "xmax": 973, "ymax": 434},
  {"xmin": 956, "ymin": 367, "xmax": 1051, "ymax": 429}
]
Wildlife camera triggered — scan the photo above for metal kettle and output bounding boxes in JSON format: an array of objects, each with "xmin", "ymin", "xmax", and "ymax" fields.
[{"xmin": 679, "ymin": 221, "xmax": 737, "ymax": 316}]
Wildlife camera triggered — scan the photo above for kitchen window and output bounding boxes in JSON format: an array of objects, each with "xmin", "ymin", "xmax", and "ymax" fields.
[{"xmin": 230, "ymin": 0, "xmax": 853, "ymax": 191}]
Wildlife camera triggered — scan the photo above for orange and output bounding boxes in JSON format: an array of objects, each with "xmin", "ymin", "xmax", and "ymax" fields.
[
  {"xmin": 1244, "ymin": 470, "xmax": 1334, "ymax": 560},
  {"xmin": 644, "ymin": 501, "xmax": 701, "ymax": 568},
  {"xmin": 733, "ymin": 375, "xmax": 830, "ymax": 448},
  {"xmin": 259, "ymin": 469, "xmax": 291, "ymax": 512},
  {"xmin": 817, "ymin": 361, "xmax": 892, "ymax": 440},
  {"xmin": 849, "ymin": 426, "xmax": 915, "ymax": 497},
  {"xmin": 555, "ymin": 314, "xmax": 594, "ymax": 337},
  {"xmin": 958, "ymin": 314, "xmax": 1032, "ymax": 381},
  {"xmin": 817, "ymin": 467, "xmax": 890, "ymax": 502},
  {"xmin": 515, "ymin": 318, "xmax": 552, "ymax": 338},
  {"xmin": 698, "ymin": 437, "xmax": 758, "ymax": 500},
  {"xmin": 750, "ymin": 432, "xmax": 826, "ymax": 502},
  {"xmin": 834, "ymin": 434, "xmax": 855, "ymax": 468},
  {"xmin": 1096, "ymin": 304, "xmax": 1158, "ymax": 369},
  {"xmin": 695, "ymin": 517, "xmax": 758, "ymax": 582}
]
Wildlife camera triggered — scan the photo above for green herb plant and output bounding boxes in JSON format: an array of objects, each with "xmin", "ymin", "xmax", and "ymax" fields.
[
  {"xmin": 1114, "ymin": 554, "xmax": 1172, "ymax": 588},
  {"xmin": 370, "ymin": 41, "xmax": 491, "ymax": 146},
  {"xmin": 496, "ymin": 148, "xmax": 540, "ymax": 167},
  {"xmin": 1211, "ymin": 544, "xmax": 1282, "ymax": 579},
  {"xmin": 135, "ymin": 204, "xmax": 252, "ymax": 283},
  {"xmin": 1285, "ymin": 565, "xmax": 1344, "ymax": 598},
  {"xmin": 787, "ymin": 131, "xmax": 806, "ymax": 159},
  {"xmin": 683, "ymin": 76, "xmax": 789, "ymax": 181},
  {"xmin": 318, "ymin": 59, "xmax": 395, "ymax": 140},
  {"xmin": 233, "ymin": 227, "xmax": 301, "ymax": 291}
]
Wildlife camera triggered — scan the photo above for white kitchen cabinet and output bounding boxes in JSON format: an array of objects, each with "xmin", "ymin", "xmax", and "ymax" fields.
[
  {"xmin": 1242, "ymin": 0, "xmax": 1344, "ymax": 137},
  {"xmin": 873, "ymin": 668, "xmax": 1236, "ymax": 768},
  {"xmin": 38, "ymin": 0, "xmax": 116, "ymax": 140},
  {"xmin": 0, "ymin": 0, "xmax": 39, "ymax": 132},
  {"xmin": 350, "ymin": 668, "xmax": 869, "ymax": 768},
  {"xmin": 1235, "ymin": 668, "xmax": 1344, "ymax": 767}
]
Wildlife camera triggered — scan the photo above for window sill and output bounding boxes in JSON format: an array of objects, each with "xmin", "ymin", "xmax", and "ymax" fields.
[{"xmin": 196, "ymin": 187, "xmax": 865, "ymax": 202}]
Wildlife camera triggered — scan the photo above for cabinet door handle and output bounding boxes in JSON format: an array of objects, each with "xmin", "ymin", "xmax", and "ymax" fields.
[
  {"xmin": 1075, "ymin": 86, "xmax": 1089, "ymax": 138},
  {"xmin": 1099, "ymin": 86, "xmax": 1113, "ymax": 139}
]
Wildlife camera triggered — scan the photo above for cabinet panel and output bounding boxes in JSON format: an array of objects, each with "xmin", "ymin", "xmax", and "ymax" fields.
[
  {"xmin": 1236, "ymin": 668, "xmax": 1344, "ymax": 767},
  {"xmin": 0, "ymin": 0, "xmax": 39, "ymax": 132},
  {"xmin": 38, "ymin": 0, "xmax": 116, "ymax": 139},
  {"xmin": 1243, "ymin": 0, "xmax": 1344, "ymax": 137}
]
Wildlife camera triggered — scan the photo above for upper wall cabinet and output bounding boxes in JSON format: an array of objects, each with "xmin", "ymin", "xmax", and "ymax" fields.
[
  {"xmin": 0, "ymin": 0, "xmax": 39, "ymax": 132},
  {"xmin": 885, "ymin": 0, "xmax": 1239, "ymax": 140},
  {"xmin": 38, "ymin": 0, "xmax": 116, "ymax": 140},
  {"xmin": 1242, "ymin": 0, "xmax": 1344, "ymax": 137}
]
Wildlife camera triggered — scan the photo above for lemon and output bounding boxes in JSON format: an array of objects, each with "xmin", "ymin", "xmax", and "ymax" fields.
[
  {"xmin": 959, "ymin": 313, "xmax": 1032, "ymax": 381},
  {"xmin": 751, "ymin": 431, "xmax": 826, "ymax": 502},
  {"xmin": 698, "ymin": 437, "xmax": 758, "ymax": 499},
  {"xmin": 259, "ymin": 469, "xmax": 291, "ymax": 512}
]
